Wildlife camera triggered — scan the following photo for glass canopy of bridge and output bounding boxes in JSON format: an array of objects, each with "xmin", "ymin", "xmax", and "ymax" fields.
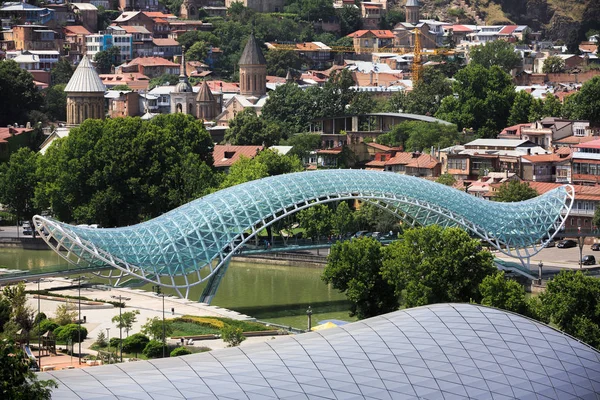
[{"xmin": 34, "ymin": 170, "xmax": 574, "ymax": 301}]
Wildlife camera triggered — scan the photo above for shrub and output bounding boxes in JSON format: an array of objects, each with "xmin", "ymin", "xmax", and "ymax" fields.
[
  {"xmin": 38, "ymin": 319, "xmax": 59, "ymax": 335},
  {"xmin": 34, "ymin": 312, "xmax": 47, "ymax": 324},
  {"xmin": 122, "ymin": 333, "xmax": 149, "ymax": 357},
  {"xmin": 170, "ymin": 347, "xmax": 192, "ymax": 357},
  {"xmin": 109, "ymin": 337, "xmax": 122, "ymax": 349},
  {"xmin": 53, "ymin": 324, "xmax": 87, "ymax": 343},
  {"xmin": 143, "ymin": 340, "xmax": 165, "ymax": 358},
  {"xmin": 221, "ymin": 326, "xmax": 245, "ymax": 347}
]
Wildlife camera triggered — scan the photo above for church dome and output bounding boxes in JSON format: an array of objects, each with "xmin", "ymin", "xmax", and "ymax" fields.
[
  {"xmin": 64, "ymin": 54, "xmax": 105, "ymax": 93},
  {"xmin": 174, "ymin": 79, "xmax": 193, "ymax": 93}
]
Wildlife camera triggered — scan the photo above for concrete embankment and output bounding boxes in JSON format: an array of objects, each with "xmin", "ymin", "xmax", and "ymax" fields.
[
  {"xmin": 233, "ymin": 251, "xmax": 327, "ymax": 268},
  {"xmin": 0, "ymin": 237, "xmax": 50, "ymax": 250}
]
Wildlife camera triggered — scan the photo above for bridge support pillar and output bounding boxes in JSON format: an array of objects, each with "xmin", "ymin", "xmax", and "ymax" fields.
[{"xmin": 199, "ymin": 259, "xmax": 230, "ymax": 304}]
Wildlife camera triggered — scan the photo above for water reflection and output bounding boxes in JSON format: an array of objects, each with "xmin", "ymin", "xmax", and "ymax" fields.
[{"xmin": 2, "ymin": 250, "xmax": 356, "ymax": 328}]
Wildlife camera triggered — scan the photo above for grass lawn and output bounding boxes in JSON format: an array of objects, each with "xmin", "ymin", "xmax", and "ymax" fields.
[{"xmin": 171, "ymin": 320, "xmax": 220, "ymax": 336}]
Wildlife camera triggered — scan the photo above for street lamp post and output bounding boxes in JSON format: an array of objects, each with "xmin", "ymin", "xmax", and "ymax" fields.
[
  {"xmin": 118, "ymin": 295, "xmax": 123, "ymax": 362},
  {"xmin": 106, "ymin": 328, "xmax": 110, "ymax": 364},
  {"xmin": 78, "ymin": 277, "xmax": 82, "ymax": 365},
  {"xmin": 152, "ymin": 285, "xmax": 165, "ymax": 358},
  {"xmin": 538, "ymin": 261, "xmax": 543, "ymax": 285},
  {"xmin": 306, "ymin": 306, "xmax": 313, "ymax": 332},
  {"xmin": 37, "ymin": 279, "xmax": 41, "ymax": 369}
]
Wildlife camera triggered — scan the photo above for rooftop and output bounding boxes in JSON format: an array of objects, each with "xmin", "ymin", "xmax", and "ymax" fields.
[
  {"xmin": 238, "ymin": 33, "xmax": 266, "ymax": 66},
  {"xmin": 0, "ymin": 126, "xmax": 33, "ymax": 144},
  {"xmin": 64, "ymin": 54, "xmax": 105, "ymax": 93},
  {"xmin": 213, "ymin": 144, "xmax": 263, "ymax": 168}
]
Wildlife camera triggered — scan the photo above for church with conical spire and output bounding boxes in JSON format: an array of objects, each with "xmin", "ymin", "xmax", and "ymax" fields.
[
  {"xmin": 215, "ymin": 33, "xmax": 269, "ymax": 125},
  {"xmin": 64, "ymin": 55, "xmax": 106, "ymax": 126}
]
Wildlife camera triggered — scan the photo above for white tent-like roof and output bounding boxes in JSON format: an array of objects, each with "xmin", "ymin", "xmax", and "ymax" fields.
[{"xmin": 64, "ymin": 55, "xmax": 106, "ymax": 93}]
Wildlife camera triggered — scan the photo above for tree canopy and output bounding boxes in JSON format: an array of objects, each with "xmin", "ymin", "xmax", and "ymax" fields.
[
  {"xmin": 542, "ymin": 55, "xmax": 566, "ymax": 73},
  {"xmin": 479, "ymin": 271, "xmax": 528, "ymax": 315},
  {"xmin": 435, "ymin": 64, "xmax": 515, "ymax": 137},
  {"xmin": 540, "ymin": 271, "xmax": 600, "ymax": 349},
  {"xmin": 469, "ymin": 41, "xmax": 521, "ymax": 73},
  {"xmin": 323, "ymin": 237, "xmax": 398, "ymax": 319},
  {"xmin": 265, "ymin": 50, "xmax": 303, "ymax": 77},
  {"xmin": 36, "ymin": 114, "xmax": 216, "ymax": 226},
  {"xmin": 51, "ymin": 58, "xmax": 75, "ymax": 85},
  {"xmin": 0, "ymin": 60, "xmax": 43, "ymax": 126},
  {"xmin": 494, "ymin": 180, "xmax": 538, "ymax": 202},
  {"xmin": 376, "ymin": 121, "xmax": 460, "ymax": 151},
  {"xmin": 0, "ymin": 148, "xmax": 40, "ymax": 223},
  {"xmin": 261, "ymin": 83, "xmax": 316, "ymax": 134},
  {"xmin": 381, "ymin": 226, "xmax": 495, "ymax": 307},
  {"xmin": 0, "ymin": 340, "xmax": 56, "ymax": 399},
  {"xmin": 93, "ymin": 47, "xmax": 120, "ymax": 74},
  {"xmin": 224, "ymin": 109, "xmax": 282, "ymax": 146}
]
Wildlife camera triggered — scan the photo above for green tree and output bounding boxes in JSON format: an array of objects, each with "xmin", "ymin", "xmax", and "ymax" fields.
[
  {"xmin": 593, "ymin": 206, "xmax": 600, "ymax": 229},
  {"xmin": 36, "ymin": 114, "xmax": 216, "ymax": 227},
  {"xmin": 265, "ymin": 50, "xmax": 302, "ymax": 77},
  {"xmin": 542, "ymin": 94, "xmax": 562, "ymax": 118},
  {"xmin": 332, "ymin": 201, "xmax": 354, "ymax": 236},
  {"xmin": 53, "ymin": 324, "xmax": 87, "ymax": 343},
  {"xmin": 2, "ymin": 282, "xmax": 34, "ymax": 334},
  {"xmin": 186, "ymin": 41, "xmax": 208, "ymax": 61},
  {"xmin": 43, "ymin": 83, "xmax": 67, "ymax": 122},
  {"xmin": 111, "ymin": 84, "xmax": 131, "ymax": 91},
  {"xmin": 339, "ymin": 5, "xmax": 362, "ymax": 36},
  {"xmin": 542, "ymin": 55, "xmax": 566, "ymax": 73},
  {"xmin": 479, "ymin": 271, "xmax": 528, "ymax": 315},
  {"xmin": 436, "ymin": 173, "xmax": 456, "ymax": 186},
  {"xmin": 122, "ymin": 333, "xmax": 150, "ymax": 357},
  {"xmin": 382, "ymin": 226, "xmax": 494, "ymax": 308},
  {"xmin": 112, "ymin": 310, "xmax": 140, "ymax": 337},
  {"xmin": 283, "ymin": 133, "xmax": 321, "ymax": 161},
  {"xmin": 0, "ymin": 340, "xmax": 56, "ymax": 398},
  {"xmin": 566, "ymin": 76, "xmax": 600, "ymax": 123},
  {"xmin": 402, "ymin": 67, "xmax": 452, "ymax": 116},
  {"xmin": 224, "ymin": 109, "xmax": 282, "ymax": 146},
  {"xmin": 148, "ymin": 73, "xmax": 180, "ymax": 90},
  {"xmin": 51, "ymin": 58, "xmax": 74, "ymax": 85},
  {"xmin": 159, "ymin": 0, "xmax": 183, "ymax": 15},
  {"xmin": 314, "ymin": 69, "xmax": 356, "ymax": 118},
  {"xmin": 377, "ymin": 121, "xmax": 459, "ymax": 151},
  {"xmin": 37, "ymin": 320, "xmax": 59, "ymax": 336},
  {"xmin": 262, "ymin": 83, "xmax": 316, "ymax": 133},
  {"xmin": 220, "ymin": 325, "xmax": 246, "ymax": 347},
  {"xmin": 346, "ymin": 92, "xmax": 377, "ymax": 115},
  {"xmin": 494, "ymin": 180, "xmax": 538, "ymax": 202},
  {"xmin": 176, "ymin": 31, "xmax": 220, "ymax": 50},
  {"xmin": 469, "ymin": 41, "xmax": 521, "ymax": 73},
  {"xmin": 507, "ymin": 90, "xmax": 535, "ymax": 126},
  {"xmin": 171, "ymin": 346, "xmax": 192, "ymax": 357},
  {"xmin": 141, "ymin": 317, "xmax": 173, "ymax": 341},
  {"xmin": 540, "ymin": 270, "xmax": 600, "ymax": 348},
  {"xmin": 0, "ymin": 148, "xmax": 39, "ymax": 227},
  {"xmin": 143, "ymin": 340, "xmax": 166, "ymax": 358},
  {"xmin": 436, "ymin": 64, "xmax": 515, "ymax": 137},
  {"xmin": 95, "ymin": 331, "xmax": 107, "ymax": 347},
  {"xmin": 93, "ymin": 46, "xmax": 120, "ymax": 74},
  {"xmin": 53, "ymin": 302, "xmax": 77, "ymax": 326},
  {"xmin": 297, "ymin": 204, "xmax": 333, "ymax": 240},
  {"xmin": 0, "ymin": 60, "xmax": 43, "ymax": 126},
  {"xmin": 323, "ymin": 237, "xmax": 398, "ymax": 319}
]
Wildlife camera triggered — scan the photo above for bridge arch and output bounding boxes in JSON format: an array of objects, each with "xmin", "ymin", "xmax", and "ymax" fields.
[{"xmin": 34, "ymin": 170, "xmax": 574, "ymax": 300}]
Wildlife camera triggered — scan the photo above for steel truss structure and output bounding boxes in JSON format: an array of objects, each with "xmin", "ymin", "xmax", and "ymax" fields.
[{"xmin": 34, "ymin": 170, "xmax": 574, "ymax": 300}]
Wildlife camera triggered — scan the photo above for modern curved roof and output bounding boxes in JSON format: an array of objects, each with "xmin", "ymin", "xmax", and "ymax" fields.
[
  {"xmin": 64, "ymin": 54, "xmax": 106, "ymax": 93},
  {"xmin": 40, "ymin": 303, "xmax": 600, "ymax": 399},
  {"xmin": 34, "ymin": 170, "xmax": 572, "ymax": 296}
]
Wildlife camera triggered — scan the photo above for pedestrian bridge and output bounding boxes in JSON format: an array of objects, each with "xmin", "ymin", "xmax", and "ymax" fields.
[{"xmin": 33, "ymin": 170, "xmax": 574, "ymax": 302}]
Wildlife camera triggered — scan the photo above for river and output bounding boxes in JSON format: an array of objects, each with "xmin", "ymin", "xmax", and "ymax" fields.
[{"xmin": 0, "ymin": 248, "xmax": 356, "ymax": 329}]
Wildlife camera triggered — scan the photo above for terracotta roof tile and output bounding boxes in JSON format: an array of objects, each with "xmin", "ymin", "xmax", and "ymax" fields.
[
  {"xmin": 498, "ymin": 25, "xmax": 518, "ymax": 35},
  {"xmin": 385, "ymin": 152, "xmax": 414, "ymax": 166},
  {"xmin": 0, "ymin": 127, "xmax": 33, "ymax": 143},
  {"xmin": 554, "ymin": 136, "xmax": 597, "ymax": 145},
  {"xmin": 366, "ymin": 142, "xmax": 401, "ymax": 151},
  {"xmin": 213, "ymin": 145, "xmax": 263, "ymax": 168},
  {"xmin": 128, "ymin": 57, "xmax": 178, "ymax": 67},
  {"xmin": 152, "ymin": 38, "xmax": 179, "ymax": 46},
  {"xmin": 64, "ymin": 25, "xmax": 90, "ymax": 35},
  {"xmin": 405, "ymin": 153, "xmax": 439, "ymax": 169}
]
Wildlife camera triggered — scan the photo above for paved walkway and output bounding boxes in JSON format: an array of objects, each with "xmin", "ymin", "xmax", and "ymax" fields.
[{"xmin": 25, "ymin": 278, "xmax": 277, "ymax": 370}]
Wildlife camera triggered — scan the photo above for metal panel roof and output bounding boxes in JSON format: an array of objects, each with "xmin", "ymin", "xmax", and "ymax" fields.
[
  {"xmin": 41, "ymin": 303, "xmax": 600, "ymax": 399},
  {"xmin": 64, "ymin": 54, "xmax": 106, "ymax": 93}
]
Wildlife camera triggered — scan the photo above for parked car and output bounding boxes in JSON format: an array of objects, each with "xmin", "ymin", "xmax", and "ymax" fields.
[
  {"xmin": 592, "ymin": 243, "xmax": 600, "ymax": 251},
  {"xmin": 543, "ymin": 240, "xmax": 555, "ymax": 248},
  {"xmin": 583, "ymin": 255, "xmax": 596, "ymax": 265},
  {"xmin": 354, "ymin": 231, "xmax": 368, "ymax": 238},
  {"xmin": 557, "ymin": 239, "xmax": 577, "ymax": 248},
  {"xmin": 22, "ymin": 227, "xmax": 32, "ymax": 236}
]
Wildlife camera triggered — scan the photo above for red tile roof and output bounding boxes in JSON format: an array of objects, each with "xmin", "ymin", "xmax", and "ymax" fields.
[
  {"xmin": 522, "ymin": 153, "xmax": 569, "ymax": 163},
  {"xmin": 152, "ymin": 38, "xmax": 179, "ymax": 46},
  {"xmin": 202, "ymin": 80, "xmax": 240, "ymax": 93},
  {"xmin": 144, "ymin": 11, "xmax": 175, "ymax": 18},
  {"xmin": 527, "ymin": 181, "xmax": 600, "ymax": 200},
  {"xmin": 385, "ymin": 152, "xmax": 414, "ymax": 165},
  {"xmin": 366, "ymin": 142, "xmax": 400, "ymax": 152},
  {"xmin": 384, "ymin": 152, "xmax": 440, "ymax": 169},
  {"xmin": 498, "ymin": 25, "xmax": 518, "ymax": 35},
  {"xmin": 498, "ymin": 123, "xmax": 530, "ymax": 137},
  {"xmin": 0, "ymin": 127, "xmax": 33, "ymax": 143},
  {"xmin": 317, "ymin": 148, "xmax": 343, "ymax": 155},
  {"xmin": 450, "ymin": 25, "xmax": 473, "ymax": 33},
  {"xmin": 346, "ymin": 30, "xmax": 394, "ymax": 39},
  {"xmin": 213, "ymin": 145, "xmax": 263, "ymax": 168},
  {"xmin": 575, "ymin": 138, "xmax": 600, "ymax": 149},
  {"xmin": 128, "ymin": 57, "xmax": 178, "ymax": 67},
  {"xmin": 554, "ymin": 136, "xmax": 597, "ymax": 145},
  {"xmin": 64, "ymin": 25, "xmax": 90, "ymax": 35}
]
